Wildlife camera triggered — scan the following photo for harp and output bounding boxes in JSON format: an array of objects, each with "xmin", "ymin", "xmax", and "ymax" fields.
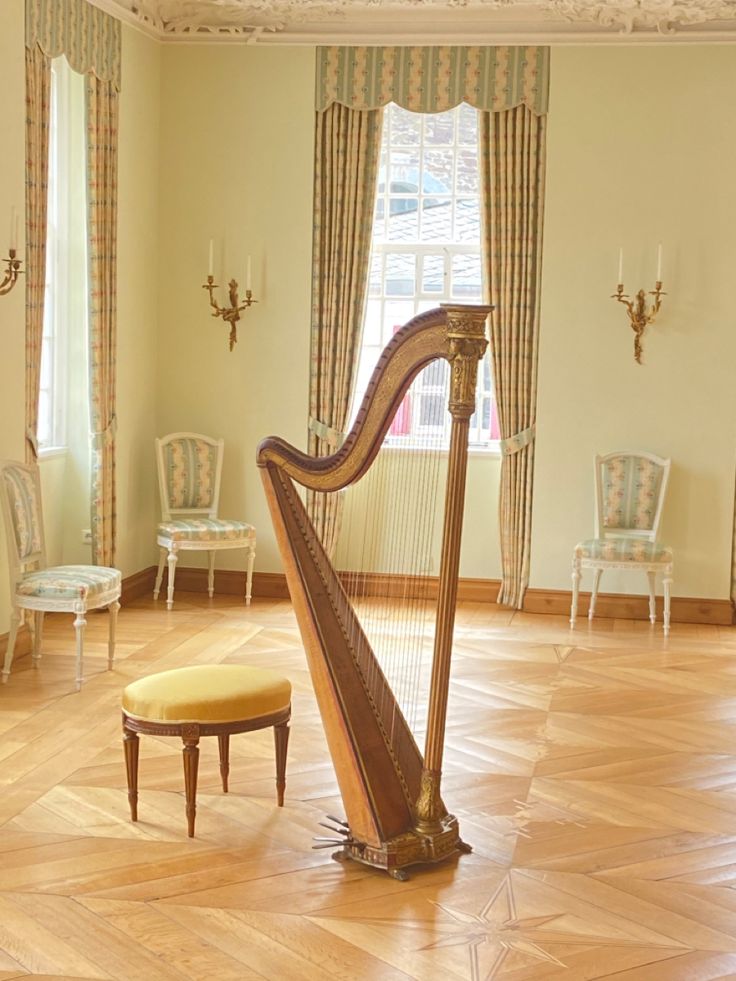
[{"xmin": 257, "ymin": 303, "xmax": 491, "ymax": 878}]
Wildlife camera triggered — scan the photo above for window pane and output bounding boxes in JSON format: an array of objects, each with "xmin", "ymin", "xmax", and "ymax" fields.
[
  {"xmin": 386, "ymin": 202, "xmax": 419, "ymax": 242},
  {"xmin": 368, "ymin": 254, "xmax": 382, "ymax": 297},
  {"xmin": 37, "ymin": 390, "xmax": 51, "ymax": 447},
  {"xmin": 419, "ymin": 393, "xmax": 445, "ymax": 426},
  {"xmin": 364, "ymin": 299, "xmax": 383, "ymax": 346},
  {"xmin": 419, "ymin": 200, "xmax": 452, "ymax": 242},
  {"xmin": 452, "ymin": 253, "xmax": 482, "ymax": 299},
  {"xmin": 384, "ymin": 300, "xmax": 415, "ymax": 339},
  {"xmin": 422, "ymin": 255, "xmax": 444, "ymax": 293},
  {"xmin": 423, "ymin": 150, "xmax": 453, "ymax": 192},
  {"xmin": 456, "ymin": 148, "xmax": 479, "ymax": 194},
  {"xmin": 385, "ymin": 254, "xmax": 415, "ymax": 296},
  {"xmin": 457, "ymin": 103, "xmax": 478, "ymax": 145},
  {"xmin": 454, "ymin": 198, "xmax": 480, "ymax": 244},
  {"xmin": 390, "ymin": 104, "xmax": 420, "ymax": 145},
  {"xmin": 424, "ymin": 112, "xmax": 454, "ymax": 146}
]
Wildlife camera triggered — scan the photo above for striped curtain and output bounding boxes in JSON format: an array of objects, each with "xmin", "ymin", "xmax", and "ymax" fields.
[
  {"xmin": 86, "ymin": 73, "xmax": 119, "ymax": 567},
  {"xmin": 479, "ymin": 102, "xmax": 548, "ymax": 608},
  {"xmin": 306, "ymin": 102, "xmax": 383, "ymax": 556},
  {"xmin": 24, "ymin": 43, "xmax": 51, "ymax": 463}
]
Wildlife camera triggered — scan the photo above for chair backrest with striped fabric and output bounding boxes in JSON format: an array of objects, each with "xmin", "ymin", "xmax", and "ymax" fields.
[
  {"xmin": 156, "ymin": 433, "xmax": 224, "ymax": 520},
  {"xmin": 595, "ymin": 451, "xmax": 670, "ymax": 540},
  {"xmin": 0, "ymin": 460, "xmax": 46, "ymax": 574}
]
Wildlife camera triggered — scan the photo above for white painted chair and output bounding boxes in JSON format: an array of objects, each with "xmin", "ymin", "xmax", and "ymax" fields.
[
  {"xmin": 154, "ymin": 433, "xmax": 256, "ymax": 610},
  {"xmin": 0, "ymin": 460, "xmax": 121, "ymax": 689},
  {"xmin": 570, "ymin": 451, "xmax": 674, "ymax": 633}
]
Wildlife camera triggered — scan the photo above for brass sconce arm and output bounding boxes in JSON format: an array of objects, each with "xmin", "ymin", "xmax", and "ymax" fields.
[
  {"xmin": 611, "ymin": 281, "xmax": 666, "ymax": 364},
  {"xmin": 0, "ymin": 250, "xmax": 23, "ymax": 296},
  {"xmin": 203, "ymin": 276, "xmax": 257, "ymax": 352}
]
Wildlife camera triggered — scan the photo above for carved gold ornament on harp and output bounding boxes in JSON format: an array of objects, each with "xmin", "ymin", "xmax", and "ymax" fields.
[{"xmin": 257, "ymin": 303, "xmax": 492, "ymax": 879}]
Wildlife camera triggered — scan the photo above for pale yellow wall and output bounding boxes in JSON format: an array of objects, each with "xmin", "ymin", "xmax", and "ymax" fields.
[
  {"xmin": 115, "ymin": 25, "xmax": 161, "ymax": 577},
  {"xmin": 532, "ymin": 46, "xmax": 736, "ymax": 599},
  {"xmin": 157, "ymin": 46, "xmax": 314, "ymax": 573}
]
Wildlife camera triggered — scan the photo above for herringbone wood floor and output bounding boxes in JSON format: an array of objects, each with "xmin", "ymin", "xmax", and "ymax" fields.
[{"xmin": 1, "ymin": 593, "xmax": 735, "ymax": 980}]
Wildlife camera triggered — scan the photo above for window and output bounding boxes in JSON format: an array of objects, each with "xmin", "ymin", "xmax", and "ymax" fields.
[
  {"xmin": 354, "ymin": 103, "xmax": 500, "ymax": 449},
  {"xmin": 38, "ymin": 57, "xmax": 88, "ymax": 453}
]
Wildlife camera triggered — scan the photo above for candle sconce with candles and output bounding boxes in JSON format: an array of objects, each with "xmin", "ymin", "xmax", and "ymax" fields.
[
  {"xmin": 611, "ymin": 245, "xmax": 666, "ymax": 364},
  {"xmin": 1, "ymin": 207, "xmax": 23, "ymax": 297},
  {"xmin": 202, "ymin": 245, "xmax": 256, "ymax": 352}
]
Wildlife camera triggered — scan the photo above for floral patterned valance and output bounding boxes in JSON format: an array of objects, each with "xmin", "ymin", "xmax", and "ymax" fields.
[
  {"xmin": 26, "ymin": 0, "xmax": 121, "ymax": 90},
  {"xmin": 316, "ymin": 46, "xmax": 549, "ymax": 116}
]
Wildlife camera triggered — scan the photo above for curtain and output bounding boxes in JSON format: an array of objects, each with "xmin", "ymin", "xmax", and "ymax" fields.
[
  {"xmin": 306, "ymin": 102, "xmax": 383, "ymax": 556},
  {"xmin": 24, "ymin": 44, "xmax": 51, "ymax": 463},
  {"xmin": 479, "ymin": 104, "xmax": 547, "ymax": 608},
  {"xmin": 86, "ymin": 73, "xmax": 119, "ymax": 567}
]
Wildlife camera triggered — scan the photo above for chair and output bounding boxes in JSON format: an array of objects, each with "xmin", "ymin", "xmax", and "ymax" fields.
[
  {"xmin": 0, "ymin": 460, "xmax": 121, "ymax": 689},
  {"xmin": 570, "ymin": 451, "xmax": 674, "ymax": 633},
  {"xmin": 122, "ymin": 664, "xmax": 291, "ymax": 837},
  {"xmin": 154, "ymin": 432, "xmax": 256, "ymax": 610}
]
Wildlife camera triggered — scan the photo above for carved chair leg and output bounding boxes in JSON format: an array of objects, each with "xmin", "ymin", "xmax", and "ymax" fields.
[
  {"xmin": 123, "ymin": 723, "xmax": 140, "ymax": 822},
  {"xmin": 570, "ymin": 556, "xmax": 581, "ymax": 628},
  {"xmin": 73, "ymin": 610, "xmax": 86, "ymax": 692},
  {"xmin": 218, "ymin": 733, "xmax": 230, "ymax": 793},
  {"xmin": 245, "ymin": 547, "xmax": 256, "ymax": 607},
  {"xmin": 273, "ymin": 721, "xmax": 290, "ymax": 807},
  {"xmin": 182, "ymin": 728, "xmax": 200, "ymax": 837},
  {"xmin": 153, "ymin": 548, "xmax": 166, "ymax": 600},
  {"xmin": 166, "ymin": 546, "xmax": 178, "ymax": 611},
  {"xmin": 646, "ymin": 570, "xmax": 657, "ymax": 624},
  {"xmin": 32, "ymin": 610, "xmax": 44, "ymax": 666},
  {"xmin": 208, "ymin": 551, "xmax": 216, "ymax": 599},
  {"xmin": 588, "ymin": 568, "xmax": 603, "ymax": 620},
  {"xmin": 2, "ymin": 608, "xmax": 21, "ymax": 683},
  {"xmin": 108, "ymin": 601, "xmax": 120, "ymax": 670},
  {"xmin": 663, "ymin": 569, "xmax": 673, "ymax": 635}
]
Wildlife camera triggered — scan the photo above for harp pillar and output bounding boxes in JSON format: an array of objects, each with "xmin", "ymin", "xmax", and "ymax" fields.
[{"xmin": 415, "ymin": 304, "xmax": 489, "ymax": 836}]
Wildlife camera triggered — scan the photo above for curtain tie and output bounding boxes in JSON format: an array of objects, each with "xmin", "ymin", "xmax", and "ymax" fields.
[
  {"xmin": 500, "ymin": 424, "xmax": 535, "ymax": 457},
  {"xmin": 25, "ymin": 428, "xmax": 39, "ymax": 460},
  {"xmin": 92, "ymin": 415, "xmax": 117, "ymax": 450},
  {"xmin": 309, "ymin": 416, "xmax": 344, "ymax": 449}
]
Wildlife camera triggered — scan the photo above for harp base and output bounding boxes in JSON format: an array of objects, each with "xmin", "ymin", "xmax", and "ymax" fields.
[{"xmin": 333, "ymin": 812, "xmax": 466, "ymax": 878}]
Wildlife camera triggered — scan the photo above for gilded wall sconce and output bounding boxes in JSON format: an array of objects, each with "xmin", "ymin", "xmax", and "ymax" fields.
[
  {"xmin": 1, "ymin": 208, "xmax": 22, "ymax": 297},
  {"xmin": 611, "ymin": 246, "xmax": 666, "ymax": 364},
  {"xmin": 202, "ymin": 243, "xmax": 257, "ymax": 352}
]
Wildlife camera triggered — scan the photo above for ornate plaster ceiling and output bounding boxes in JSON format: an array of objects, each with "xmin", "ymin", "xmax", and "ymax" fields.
[{"xmin": 91, "ymin": 0, "xmax": 736, "ymax": 43}]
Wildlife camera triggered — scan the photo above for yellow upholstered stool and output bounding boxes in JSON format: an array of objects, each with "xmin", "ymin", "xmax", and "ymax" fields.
[{"xmin": 122, "ymin": 664, "xmax": 291, "ymax": 837}]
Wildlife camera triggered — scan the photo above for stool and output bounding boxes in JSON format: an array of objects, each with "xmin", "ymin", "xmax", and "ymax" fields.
[{"xmin": 122, "ymin": 664, "xmax": 291, "ymax": 837}]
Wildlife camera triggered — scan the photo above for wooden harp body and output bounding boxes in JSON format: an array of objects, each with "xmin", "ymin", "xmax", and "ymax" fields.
[{"xmin": 257, "ymin": 304, "xmax": 491, "ymax": 877}]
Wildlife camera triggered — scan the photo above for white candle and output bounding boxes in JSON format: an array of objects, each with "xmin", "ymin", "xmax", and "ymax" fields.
[
  {"xmin": 656, "ymin": 243, "xmax": 662, "ymax": 282},
  {"xmin": 246, "ymin": 254, "xmax": 252, "ymax": 292},
  {"xmin": 617, "ymin": 247, "xmax": 623, "ymax": 285},
  {"xmin": 9, "ymin": 206, "xmax": 16, "ymax": 251},
  {"xmin": 15, "ymin": 211, "xmax": 19, "ymax": 251},
  {"xmin": 208, "ymin": 239, "xmax": 214, "ymax": 277}
]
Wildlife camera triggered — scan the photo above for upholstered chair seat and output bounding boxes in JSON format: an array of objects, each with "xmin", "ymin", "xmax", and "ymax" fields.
[
  {"xmin": 157, "ymin": 518, "xmax": 255, "ymax": 543},
  {"xmin": 574, "ymin": 538, "xmax": 673, "ymax": 563},
  {"xmin": 154, "ymin": 433, "xmax": 256, "ymax": 609},
  {"xmin": 17, "ymin": 565, "xmax": 121, "ymax": 600},
  {"xmin": 0, "ymin": 460, "xmax": 121, "ymax": 690},
  {"xmin": 570, "ymin": 451, "xmax": 674, "ymax": 633},
  {"xmin": 122, "ymin": 664, "xmax": 291, "ymax": 837}
]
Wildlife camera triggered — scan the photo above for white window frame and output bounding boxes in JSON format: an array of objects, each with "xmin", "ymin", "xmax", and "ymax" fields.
[
  {"xmin": 38, "ymin": 58, "xmax": 87, "ymax": 457},
  {"xmin": 357, "ymin": 103, "xmax": 499, "ymax": 454}
]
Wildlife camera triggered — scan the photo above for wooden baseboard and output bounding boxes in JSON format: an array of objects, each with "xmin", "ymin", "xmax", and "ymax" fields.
[
  {"xmin": 523, "ymin": 587, "xmax": 733, "ymax": 626},
  {"xmin": 122, "ymin": 566, "xmax": 157, "ymax": 603},
  {"xmin": 121, "ymin": 564, "xmax": 734, "ymax": 626}
]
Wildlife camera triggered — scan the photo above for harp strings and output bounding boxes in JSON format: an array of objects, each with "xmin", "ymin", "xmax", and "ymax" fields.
[{"xmin": 335, "ymin": 360, "xmax": 450, "ymax": 741}]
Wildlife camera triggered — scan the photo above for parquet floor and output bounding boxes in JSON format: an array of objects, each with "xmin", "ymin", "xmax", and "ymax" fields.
[{"xmin": 1, "ymin": 593, "xmax": 736, "ymax": 980}]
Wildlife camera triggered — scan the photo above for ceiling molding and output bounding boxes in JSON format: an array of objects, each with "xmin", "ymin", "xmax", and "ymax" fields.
[{"xmin": 90, "ymin": 0, "xmax": 736, "ymax": 44}]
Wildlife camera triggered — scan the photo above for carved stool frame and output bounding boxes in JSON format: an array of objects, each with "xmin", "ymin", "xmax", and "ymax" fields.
[{"xmin": 122, "ymin": 705, "xmax": 291, "ymax": 837}]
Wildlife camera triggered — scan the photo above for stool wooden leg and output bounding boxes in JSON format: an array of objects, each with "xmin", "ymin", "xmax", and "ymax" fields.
[
  {"xmin": 123, "ymin": 725, "xmax": 139, "ymax": 822},
  {"xmin": 274, "ymin": 721, "xmax": 290, "ymax": 807},
  {"xmin": 218, "ymin": 733, "xmax": 230, "ymax": 793},
  {"xmin": 181, "ymin": 726, "xmax": 200, "ymax": 837}
]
